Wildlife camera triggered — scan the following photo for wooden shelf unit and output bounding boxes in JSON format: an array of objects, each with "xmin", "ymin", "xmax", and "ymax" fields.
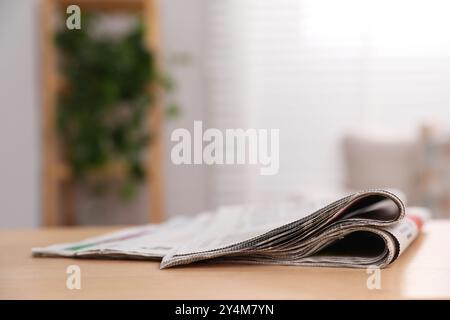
[{"xmin": 40, "ymin": 0, "xmax": 165, "ymax": 226}]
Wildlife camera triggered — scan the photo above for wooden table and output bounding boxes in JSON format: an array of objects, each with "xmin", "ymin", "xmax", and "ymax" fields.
[{"xmin": 1, "ymin": 221, "xmax": 449, "ymax": 299}]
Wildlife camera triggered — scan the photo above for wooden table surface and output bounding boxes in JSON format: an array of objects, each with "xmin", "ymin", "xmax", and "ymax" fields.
[{"xmin": 1, "ymin": 221, "xmax": 449, "ymax": 299}]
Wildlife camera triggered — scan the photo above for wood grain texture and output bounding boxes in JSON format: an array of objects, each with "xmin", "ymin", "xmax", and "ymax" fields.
[
  {"xmin": 54, "ymin": 0, "xmax": 144, "ymax": 12},
  {"xmin": 144, "ymin": 0, "xmax": 165, "ymax": 223},
  {"xmin": 0, "ymin": 221, "xmax": 449, "ymax": 299},
  {"xmin": 41, "ymin": 0, "xmax": 59, "ymax": 226}
]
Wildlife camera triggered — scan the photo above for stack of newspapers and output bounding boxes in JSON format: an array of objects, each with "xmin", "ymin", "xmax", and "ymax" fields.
[{"xmin": 33, "ymin": 189, "xmax": 429, "ymax": 269}]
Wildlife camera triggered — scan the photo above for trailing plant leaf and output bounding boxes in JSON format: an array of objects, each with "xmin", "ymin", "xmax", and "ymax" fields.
[
  {"xmin": 166, "ymin": 103, "xmax": 180, "ymax": 118},
  {"xmin": 56, "ymin": 15, "xmax": 177, "ymax": 200}
]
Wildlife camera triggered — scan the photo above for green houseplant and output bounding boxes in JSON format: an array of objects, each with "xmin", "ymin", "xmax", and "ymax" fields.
[{"xmin": 56, "ymin": 16, "xmax": 178, "ymax": 199}]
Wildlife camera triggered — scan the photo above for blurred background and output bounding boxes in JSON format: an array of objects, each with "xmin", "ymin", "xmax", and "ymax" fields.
[{"xmin": 1, "ymin": 0, "xmax": 450, "ymax": 229}]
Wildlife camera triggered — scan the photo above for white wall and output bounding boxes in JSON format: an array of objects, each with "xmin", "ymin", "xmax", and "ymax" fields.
[
  {"xmin": 160, "ymin": 0, "xmax": 209, "ymax": 217},
  {"xmin": 0, "ymin": 0, "xmax": 40, "ymax": 228},
  {"xmin": 0, "ymin": 0, "xmax": 209, "ymax": 227}
]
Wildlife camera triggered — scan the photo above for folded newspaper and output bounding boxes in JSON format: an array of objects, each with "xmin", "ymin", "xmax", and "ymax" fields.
[{"xmin": 33, "ymin": 189, "xmax": 429, "ymax": 269}]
